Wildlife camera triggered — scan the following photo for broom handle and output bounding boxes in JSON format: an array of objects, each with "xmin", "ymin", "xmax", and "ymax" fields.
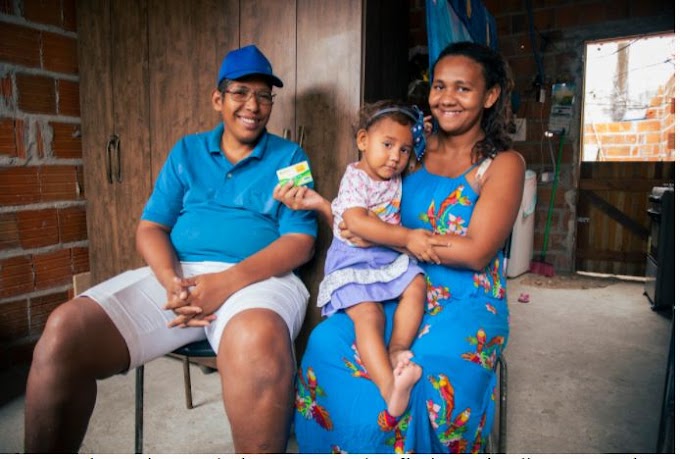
[{"xmin": 541, "ymin": 130, "xmax": 566, "ymax": 257}]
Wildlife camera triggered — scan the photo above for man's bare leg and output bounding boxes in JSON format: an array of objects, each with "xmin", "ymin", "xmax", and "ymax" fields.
[
  {"xmin": 217, "ymin": 308, "xmax": 295, "ymax": 453},
  {"xmin": 24, "ymin": 298, "xmax": 130, "ymax": 453}
]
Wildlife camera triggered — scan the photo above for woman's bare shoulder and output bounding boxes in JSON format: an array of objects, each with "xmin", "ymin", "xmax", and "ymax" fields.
[
  {"xmin": 495, "ymin": 149, "xmax": 526, "ymax": 167},
  {"xmin": 488, "ymin": 149, "xmax": 526, "ymax": 176},
  {"xmin": 479, "ymin": 149, "xmax": 525, "ymax": 188}
]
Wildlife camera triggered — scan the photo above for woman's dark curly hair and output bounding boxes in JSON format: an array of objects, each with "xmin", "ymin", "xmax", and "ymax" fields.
[{"xmin": 432, "ymin": 41, "xmax": 514, "ymax": 161}]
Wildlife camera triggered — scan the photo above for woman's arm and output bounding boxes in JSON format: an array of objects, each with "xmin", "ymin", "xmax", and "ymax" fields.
[
  {"xmin": 343, "ymin": 208, "xmax": 447, "ymax": 263},
  {"xmin": 432, "ymin": 151, "xmax": 526, "ymax": 270},
  {"xmin": 274, "ymin": 181, "xmax": 447, "ymax": 260},
  {"xmin": 136, "ymin": 220, "xmax": 184, "ymax": 293},
  {"xmin": 273, "ymin": 183, "xmax": 333, "ymax": 227},
  {"xmin": 342, "ymin": 208, "xmax": 447, "ymax": 263}
]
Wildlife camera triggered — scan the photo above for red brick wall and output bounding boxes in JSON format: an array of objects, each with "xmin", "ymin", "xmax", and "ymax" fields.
[
  {"xmin": 583, "ymin": 76, "xmax": 675, "ymax": 161},
  {"xmin": 0, "ymin": 0, "xmax": 87, "ymax": 369},
  {"xmin": 410, "ymin": 0, "xmax": 674, "ymax": 273}
]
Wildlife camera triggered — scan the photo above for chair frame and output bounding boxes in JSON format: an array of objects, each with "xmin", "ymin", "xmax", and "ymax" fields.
[
  {"xmin": 134, "ymin": 340, "xmax": 216, "ymax": 454},
  {"xmin": 486, "ymin": 353, "xmax": 508, "ymax": 453}
]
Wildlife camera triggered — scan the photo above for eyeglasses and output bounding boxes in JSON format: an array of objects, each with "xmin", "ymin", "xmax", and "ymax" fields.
[{"xmin": 223, "ymin": 87, "xmax": 276, "ymax": 106}]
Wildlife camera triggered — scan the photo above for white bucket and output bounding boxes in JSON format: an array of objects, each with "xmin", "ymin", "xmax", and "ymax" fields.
[{"xmin": 506, "ymin": 170, "xmax": 537, "ymax": 278}]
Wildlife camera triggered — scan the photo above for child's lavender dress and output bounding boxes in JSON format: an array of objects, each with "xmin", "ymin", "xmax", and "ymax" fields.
[{"xmin": 317, "ymin": 162, "xmax": 423, "ymax": 316}]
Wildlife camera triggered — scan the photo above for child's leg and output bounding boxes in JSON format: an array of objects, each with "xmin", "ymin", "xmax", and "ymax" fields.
[
  {"xmin": 346, "ymin": 301, "xmax": 419, "ymax": 417},
  {"xmin": 388, "ymin": 274, "xmax": 426, "ymax": 367},
  {"xmin": 346, "ymin": 302, "xmax": 392, "ymax": 395}
]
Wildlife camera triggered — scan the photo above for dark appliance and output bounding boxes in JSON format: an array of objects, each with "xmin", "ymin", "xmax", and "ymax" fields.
[
  {"xmin": 644, "ymin": 186, "xmax": 674, "ymax": 310},
  {"xmin": 656, "ymin": 314, "xmax": 674, "ymax": 453}
]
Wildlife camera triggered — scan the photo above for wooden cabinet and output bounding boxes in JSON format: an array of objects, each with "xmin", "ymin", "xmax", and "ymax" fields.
[
  {"xmin": 77, "ymin": 0, "xmax": 151, "ymax": 284},
  {"xmin": 241, "ymin": 1, "xmax": 364, "ymax": 344},
  {"xmin": 78, "ymin": 0, "xmax": 410, "ymax": 347},
  {"xmin": 77, "ymin": 0, "xmax": 237, "ymax": 283}
]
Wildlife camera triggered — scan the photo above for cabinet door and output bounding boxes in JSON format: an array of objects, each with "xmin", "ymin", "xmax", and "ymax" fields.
[
  {"xmin": 295, "ymin": 0, "xmax": 364, "ymax": 348},
  {"xmin": 77, "ymin": 0, "xmax": 151, "ymax": 284},
  {"xmin": 240, "ymin": 0, "xmax": 296, "ymax": 140},
  {"xmin": 79, "ymin": 0, "xmax": 242, "ymax": 283},
  {"xmin": 148, "ymin": 0, "xmax": 240, "ymax": 182},
  {"xmin": 240, "ymin": 0, "xmax": 363, "ymax": 350}
]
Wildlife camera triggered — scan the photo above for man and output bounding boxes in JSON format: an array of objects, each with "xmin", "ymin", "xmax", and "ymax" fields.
[{"xmin": 24, "ymin": 44, "xmax": 317, "ymax": 453}]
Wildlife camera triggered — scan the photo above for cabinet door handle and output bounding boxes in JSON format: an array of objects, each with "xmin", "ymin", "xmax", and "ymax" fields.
[
  {"xmin": 282, "ymin": 128, "xmax": 291, "ymax": 140},
  {"xmin": 111, "ymin": 134, "xmax": 122, "ymax": 183},
  {"xmin": 297, "ymin": 126, "xmax": 305, "ymax": 148},
  {"xmin": 106, "ymin": 135, "xmax": 114, "ymax": 184}
]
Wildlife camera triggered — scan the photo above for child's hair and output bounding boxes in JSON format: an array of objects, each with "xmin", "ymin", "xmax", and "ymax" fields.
[
  {"xmin": 353, "ymin": 100, "xmax": 426, "ymax": 166},
  {"xmin": 432, "ymin": 41, "xmax": 515, "ymax": 161},
  {"xmin": 354, "ymin": 100, "xmax": 417, "ymax": 136}
]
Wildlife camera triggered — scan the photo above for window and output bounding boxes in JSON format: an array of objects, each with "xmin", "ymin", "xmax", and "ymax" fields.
[{"xmin": 581, "ymin": 33, "xmax": 675, "ymax": 162}]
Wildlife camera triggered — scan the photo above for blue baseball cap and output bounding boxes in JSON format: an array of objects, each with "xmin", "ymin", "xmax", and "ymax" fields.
[{"xmin": 217, "ymin": 44, "xmax": 283, "ymax": 88}]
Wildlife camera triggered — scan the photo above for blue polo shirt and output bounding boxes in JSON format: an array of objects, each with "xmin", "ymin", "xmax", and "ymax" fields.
[{"xmin": 141, "ymin": 123, "xmax": 318, "ymax": 263}]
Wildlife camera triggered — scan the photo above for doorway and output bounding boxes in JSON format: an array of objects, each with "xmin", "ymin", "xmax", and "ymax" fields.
[{"xmin": 576, "ymin": 32, "xmax": 675, "ymax": 276}]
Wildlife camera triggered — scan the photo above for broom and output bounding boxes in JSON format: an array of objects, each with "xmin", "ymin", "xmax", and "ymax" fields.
[{"xmin": 530, "ymin": 129, "xmax": 565, "ymax": 277}]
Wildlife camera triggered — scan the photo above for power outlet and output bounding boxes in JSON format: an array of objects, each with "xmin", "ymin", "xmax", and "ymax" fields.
[{"xmin": 509, "ymin": 117, "xmax": 527, "ymax": 142}]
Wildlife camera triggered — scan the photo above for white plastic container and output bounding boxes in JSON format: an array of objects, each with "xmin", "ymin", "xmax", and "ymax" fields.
[{"xmin": 506, "ymin": 170, "xmax": 537, "ymax": 278}]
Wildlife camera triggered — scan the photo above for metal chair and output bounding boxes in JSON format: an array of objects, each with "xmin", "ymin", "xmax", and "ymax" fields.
[
  {"xmin": 486, "ymin": 353, "xmax": 508, "ymax": 454},
  {"xmin": 134, "ymin": 339, "xmax": 216, "ymax": 453}
]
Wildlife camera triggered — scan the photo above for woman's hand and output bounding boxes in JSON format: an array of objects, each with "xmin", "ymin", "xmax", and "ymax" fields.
[
  {"xmin": 274, "ymin": 181, "xmax": 334, "ymax": 227},
  {"xmin": 405, "ymin": 229, "xmax": 450, "ymax": 264},
  {"xmin": 273, "ymin": 182, "xmax": 324, "ymax": 211},
  {"xmin": 164, "ymin": 274, "xmax": 225, "ymax": 328},
  {"xmin": 164, "ymin": 291, "xmax": 199, "ymax": 328},
  {"xmin": 424, "ymin": 115, "xmax": 434, "ymax": 136},
  {"xmin": 162, "ymin": 277, "xmax": 206, "ymax": 328}
]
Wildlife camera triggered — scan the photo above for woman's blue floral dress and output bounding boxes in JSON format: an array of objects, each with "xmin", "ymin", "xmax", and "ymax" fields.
[{"xmin": 294, "ymin": 161, "xmax": 509, "ymax": 453}]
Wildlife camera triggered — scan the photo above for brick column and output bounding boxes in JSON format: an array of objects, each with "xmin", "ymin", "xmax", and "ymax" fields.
[{"xmin": 0, "ymin": 0, "xmax": 88, "ymax": 369}]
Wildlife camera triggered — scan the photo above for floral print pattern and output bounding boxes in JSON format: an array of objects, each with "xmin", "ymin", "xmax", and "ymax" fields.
[
  {"xmin": 462, "ymin": 328, "xmax": 505, "ymax": 370},
  {"xmin": 296, "ymin": 367, "xmax": 333, "ymax": 430},
  {"xmin": 294, "ymin": 165, "xmax": 509, "ymax": 453},
  {"xmin": 419, "ymin": 184, "xmax": 472, "ymax": 235},
  {"xmin": 426, "ymin": 276, "xmax": 451, "ymax": 316},
  {"xmin": 343, "ymin": 343, "xmax": 369, "ymax": 379}
]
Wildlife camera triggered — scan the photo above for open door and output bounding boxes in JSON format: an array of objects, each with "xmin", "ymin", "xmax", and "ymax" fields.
[{"xmin": 576, "ymin": 33, "xmax": 675, "ymax": 276}]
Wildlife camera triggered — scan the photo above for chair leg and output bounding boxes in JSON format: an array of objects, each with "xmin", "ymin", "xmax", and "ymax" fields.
[
  {"xmin": 485, "ymin": 354, "xmax": 508, "ymax": 454},
  {"xmin": 498, "ymin": 354, "xmax": 508, "ymax": 454},
  {"xmin": 183, "ymin": 355, "xmax": 194, "ymax": 409},
  {"xmin": 135, "ymin": 365, "xmax": 144, "ymax": 454},
  {"xmin": 486, "ymin": 430, "xmax": 496, "ymax": 453}
]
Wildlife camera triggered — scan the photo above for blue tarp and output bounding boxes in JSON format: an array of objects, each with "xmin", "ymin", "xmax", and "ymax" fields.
[{"xmin": 425, "ymin": 0, "xmax": 497, "ymax": 73}]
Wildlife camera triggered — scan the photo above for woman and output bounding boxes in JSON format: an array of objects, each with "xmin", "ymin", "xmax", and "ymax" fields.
[{"xmin": 276, "ymin": 41, "xmax": 525, "ymax": 453}]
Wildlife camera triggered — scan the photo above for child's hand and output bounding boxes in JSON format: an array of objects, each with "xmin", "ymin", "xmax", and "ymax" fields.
[{"xmin": 273, "ymin": 182, "xmax": 324, "ymax": 211}]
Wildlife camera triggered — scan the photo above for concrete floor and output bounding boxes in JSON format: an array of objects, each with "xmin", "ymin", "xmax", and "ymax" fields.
[{"xmin": 0, "ymin": 274, "xmax": 673, "ymax": 454}]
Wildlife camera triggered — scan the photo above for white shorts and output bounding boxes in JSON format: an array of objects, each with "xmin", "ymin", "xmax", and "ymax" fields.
[{"xmin": 80, "ymin": 261, "xmax": 310, "ymax": 369}]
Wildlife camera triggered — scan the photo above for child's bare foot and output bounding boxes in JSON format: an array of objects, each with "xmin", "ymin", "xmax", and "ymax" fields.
[
  {"xmin": 386, "ymin": 360, "xmax": 422, "ymax": 417},
  {"xmin": 389, "ymin": 349, "xmax": 414, "ymax": 368}
]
